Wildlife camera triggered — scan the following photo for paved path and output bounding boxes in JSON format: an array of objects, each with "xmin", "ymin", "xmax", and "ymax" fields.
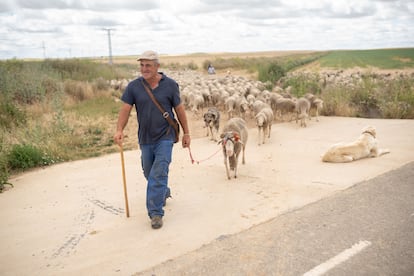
[{"xmin": 137, "ymin": 161, "xmax": 414, "ymax": 276}]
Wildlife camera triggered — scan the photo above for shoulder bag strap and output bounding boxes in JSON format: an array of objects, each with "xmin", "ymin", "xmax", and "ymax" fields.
[{"xmin": 141, "ymin": 79, "xmax": 177, "ymax": 127}]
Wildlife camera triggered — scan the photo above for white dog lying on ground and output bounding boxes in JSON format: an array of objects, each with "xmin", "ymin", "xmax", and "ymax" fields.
[{"xmin": 322, "ymin": 126, "xmax": 390, "ymax": 163}]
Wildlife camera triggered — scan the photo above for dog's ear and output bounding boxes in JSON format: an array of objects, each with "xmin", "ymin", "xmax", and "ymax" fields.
[
  {"xmin": 370, "ymin": 128, "xmax": 377, "ymax": 138},
  {"xmin": 362, "ymin": 126, "xmax": 376, "ymax": 138}
]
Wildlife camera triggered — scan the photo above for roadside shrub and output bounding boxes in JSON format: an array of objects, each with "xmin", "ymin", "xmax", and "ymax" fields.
[
  {"xmin": 8, "ymin": 144, "xmax": 54, "ymax": 170},
  {"xmin": 348, "ymin": 77, "xmax": 381, "ymax": 118},
  {"xmin": 320, "ymin": 85, "xmax": 357, "ymax": 117}
]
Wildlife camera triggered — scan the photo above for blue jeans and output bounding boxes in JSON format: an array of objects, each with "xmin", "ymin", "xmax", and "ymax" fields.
[{"xmin": 140, "ymin": 140, "xmax": 173, "ymax": 218}]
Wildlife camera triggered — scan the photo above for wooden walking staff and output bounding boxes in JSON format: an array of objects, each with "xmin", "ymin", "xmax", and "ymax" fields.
[{"xmin": 119, "ymin": 144, "xmax": 130, "ymax": 218}]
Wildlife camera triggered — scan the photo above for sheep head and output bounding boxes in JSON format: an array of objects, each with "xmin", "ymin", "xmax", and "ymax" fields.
[{"xmin": 220, "ymin": 131, "xmax": 241, "ymax": 157}]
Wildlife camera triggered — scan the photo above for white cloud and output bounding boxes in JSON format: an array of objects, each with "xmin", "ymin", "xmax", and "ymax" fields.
[{"xmin": 0, "ymin": 0, "xmax": 412, "ymax": 59}]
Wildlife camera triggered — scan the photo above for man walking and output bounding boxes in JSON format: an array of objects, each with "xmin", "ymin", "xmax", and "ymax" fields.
[{"xmin": 114, "ymin": 50, "xmax": 191, "ymax": 229}]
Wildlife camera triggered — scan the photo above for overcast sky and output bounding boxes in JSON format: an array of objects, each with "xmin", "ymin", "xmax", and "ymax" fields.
[{"xmin": 1, "ymin": 0, "xmax": 413, "ymax": 60}]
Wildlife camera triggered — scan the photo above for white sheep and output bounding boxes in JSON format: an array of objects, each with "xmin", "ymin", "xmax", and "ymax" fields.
[
  {"xmin": 274, "ymin": 97, "xmax": 297, "ymax": 121},
  {"xmin": 188, "ymin": 92, "xmax": 205, "ymax": 116},
  {"xmin": 250, "ymin": 99, "xmax": 270, "ymax": 117},
  {"xmin": 225, "ymin": 95, "xmax": 237, "ymax": 119},
  {"xmin": 219, "ymin": 117, "xmax": 248, "ymax": 180},
  {"xmin": 296, "ymin": 97, "xmax": 311, "ymax": 127},
  {"xmin": 304, "ymin": 93, "xmax": 323, "ymax": 122},
  {"xmin": 235, "ymin": 95, "xmax": 249, "ymax": 119},
  {"xmin": 255, "ymin": 107, "xmax": 274, "ymax": 145}
]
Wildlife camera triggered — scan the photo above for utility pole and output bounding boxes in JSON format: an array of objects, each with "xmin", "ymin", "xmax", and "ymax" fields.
[
  {"xmin": 42, "ymin": 41, "xmax": 46, "ymax": 59},
  {"xmin": 103, "ymin": 28, "xmax": 114, "ymax": 65}
]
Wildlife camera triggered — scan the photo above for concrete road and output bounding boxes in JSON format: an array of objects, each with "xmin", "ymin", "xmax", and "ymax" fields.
[{"xmin": 137, "ymin": 161, "xmax": 414, "ymax": 276}]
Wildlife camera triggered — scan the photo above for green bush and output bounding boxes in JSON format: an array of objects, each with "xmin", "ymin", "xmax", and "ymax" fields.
[
  {"xmin": 8, "ymin": 144, "xmax": 54, "ymax": 170},
  {"xmin": 258, "ymin": 62, "xmax": 286, "ymax": 84}
]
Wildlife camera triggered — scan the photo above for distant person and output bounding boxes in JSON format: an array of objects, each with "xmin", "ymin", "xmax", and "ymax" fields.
[
  {"xmin": 208, "ymin": 63, "xmax": 216, "ymax": 74},
  {"xmin": 114, "ymin": 50, "xmax": 191, "ymax": 229}
]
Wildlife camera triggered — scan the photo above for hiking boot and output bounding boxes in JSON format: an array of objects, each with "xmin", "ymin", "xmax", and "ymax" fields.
[
  {"xmin": 163, "ymin": 189, "xmax": 172, "ymax": 207},
  {"xmin": 151, "ymin": 216, "xmax": 163, "ymax": 229}
]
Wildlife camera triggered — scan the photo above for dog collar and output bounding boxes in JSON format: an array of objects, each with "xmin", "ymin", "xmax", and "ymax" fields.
[{"xmin": 362, "ymin": 130, "xmax": 375, "ymax": 138}]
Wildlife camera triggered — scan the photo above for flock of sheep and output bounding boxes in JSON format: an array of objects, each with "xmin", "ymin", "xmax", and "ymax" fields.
[
  {"xmin": 111, "ymin": 69, "xmax": 324, "ymax": 180},
  {"xmin": 172, "ymin": 70, "xmax": 323, "ymax": 179},
  {"xmin": 110, "ymin": 67, "xmax": 414, "ymax": 179}
]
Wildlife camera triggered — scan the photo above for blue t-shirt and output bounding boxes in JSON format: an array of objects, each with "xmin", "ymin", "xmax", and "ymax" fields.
[{"xmin": 121, "ymin": 73, "xmax": 181, "ymax": 144}]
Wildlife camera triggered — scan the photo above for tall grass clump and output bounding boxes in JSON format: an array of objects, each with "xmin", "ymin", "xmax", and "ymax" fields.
[
  {"xmin": 376, "ymin": 76, "xmax": 414, "ymax": 118},
  {"xmin": 348, "ymin": 76, "xmax": 382, "ymax": 117},
  {"xmin": 320, "ymin": 84, "xmax": 358, "ymax": 116},
  {"xmin": 64, "ymin": 80, "xmax": 95, "ymax": 103}
]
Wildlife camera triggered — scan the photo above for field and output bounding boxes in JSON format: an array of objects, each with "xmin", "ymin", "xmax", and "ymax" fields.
[
  {"xmin": 110, "ymin": 48, "xmax": 414, "ymax": 72},
  {"xmin": 319, "ymin": 48, "xmax": 414, "ymax": 69}
]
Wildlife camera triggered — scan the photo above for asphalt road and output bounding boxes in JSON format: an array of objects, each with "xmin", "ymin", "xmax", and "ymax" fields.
[{"xmin": 136, "ymin": 161, "xmax": 414, "ymax": 276}]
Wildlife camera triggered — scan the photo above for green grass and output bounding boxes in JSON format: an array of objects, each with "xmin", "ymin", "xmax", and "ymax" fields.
[{"xmin": 319, "ymin": 48, "xmax": 414, "ymax": 69}]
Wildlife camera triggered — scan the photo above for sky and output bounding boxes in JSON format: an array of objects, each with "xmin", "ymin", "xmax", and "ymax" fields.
[{"xmin": 0, "ymin": 0, "xmax": 413, "ymax": 60}]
